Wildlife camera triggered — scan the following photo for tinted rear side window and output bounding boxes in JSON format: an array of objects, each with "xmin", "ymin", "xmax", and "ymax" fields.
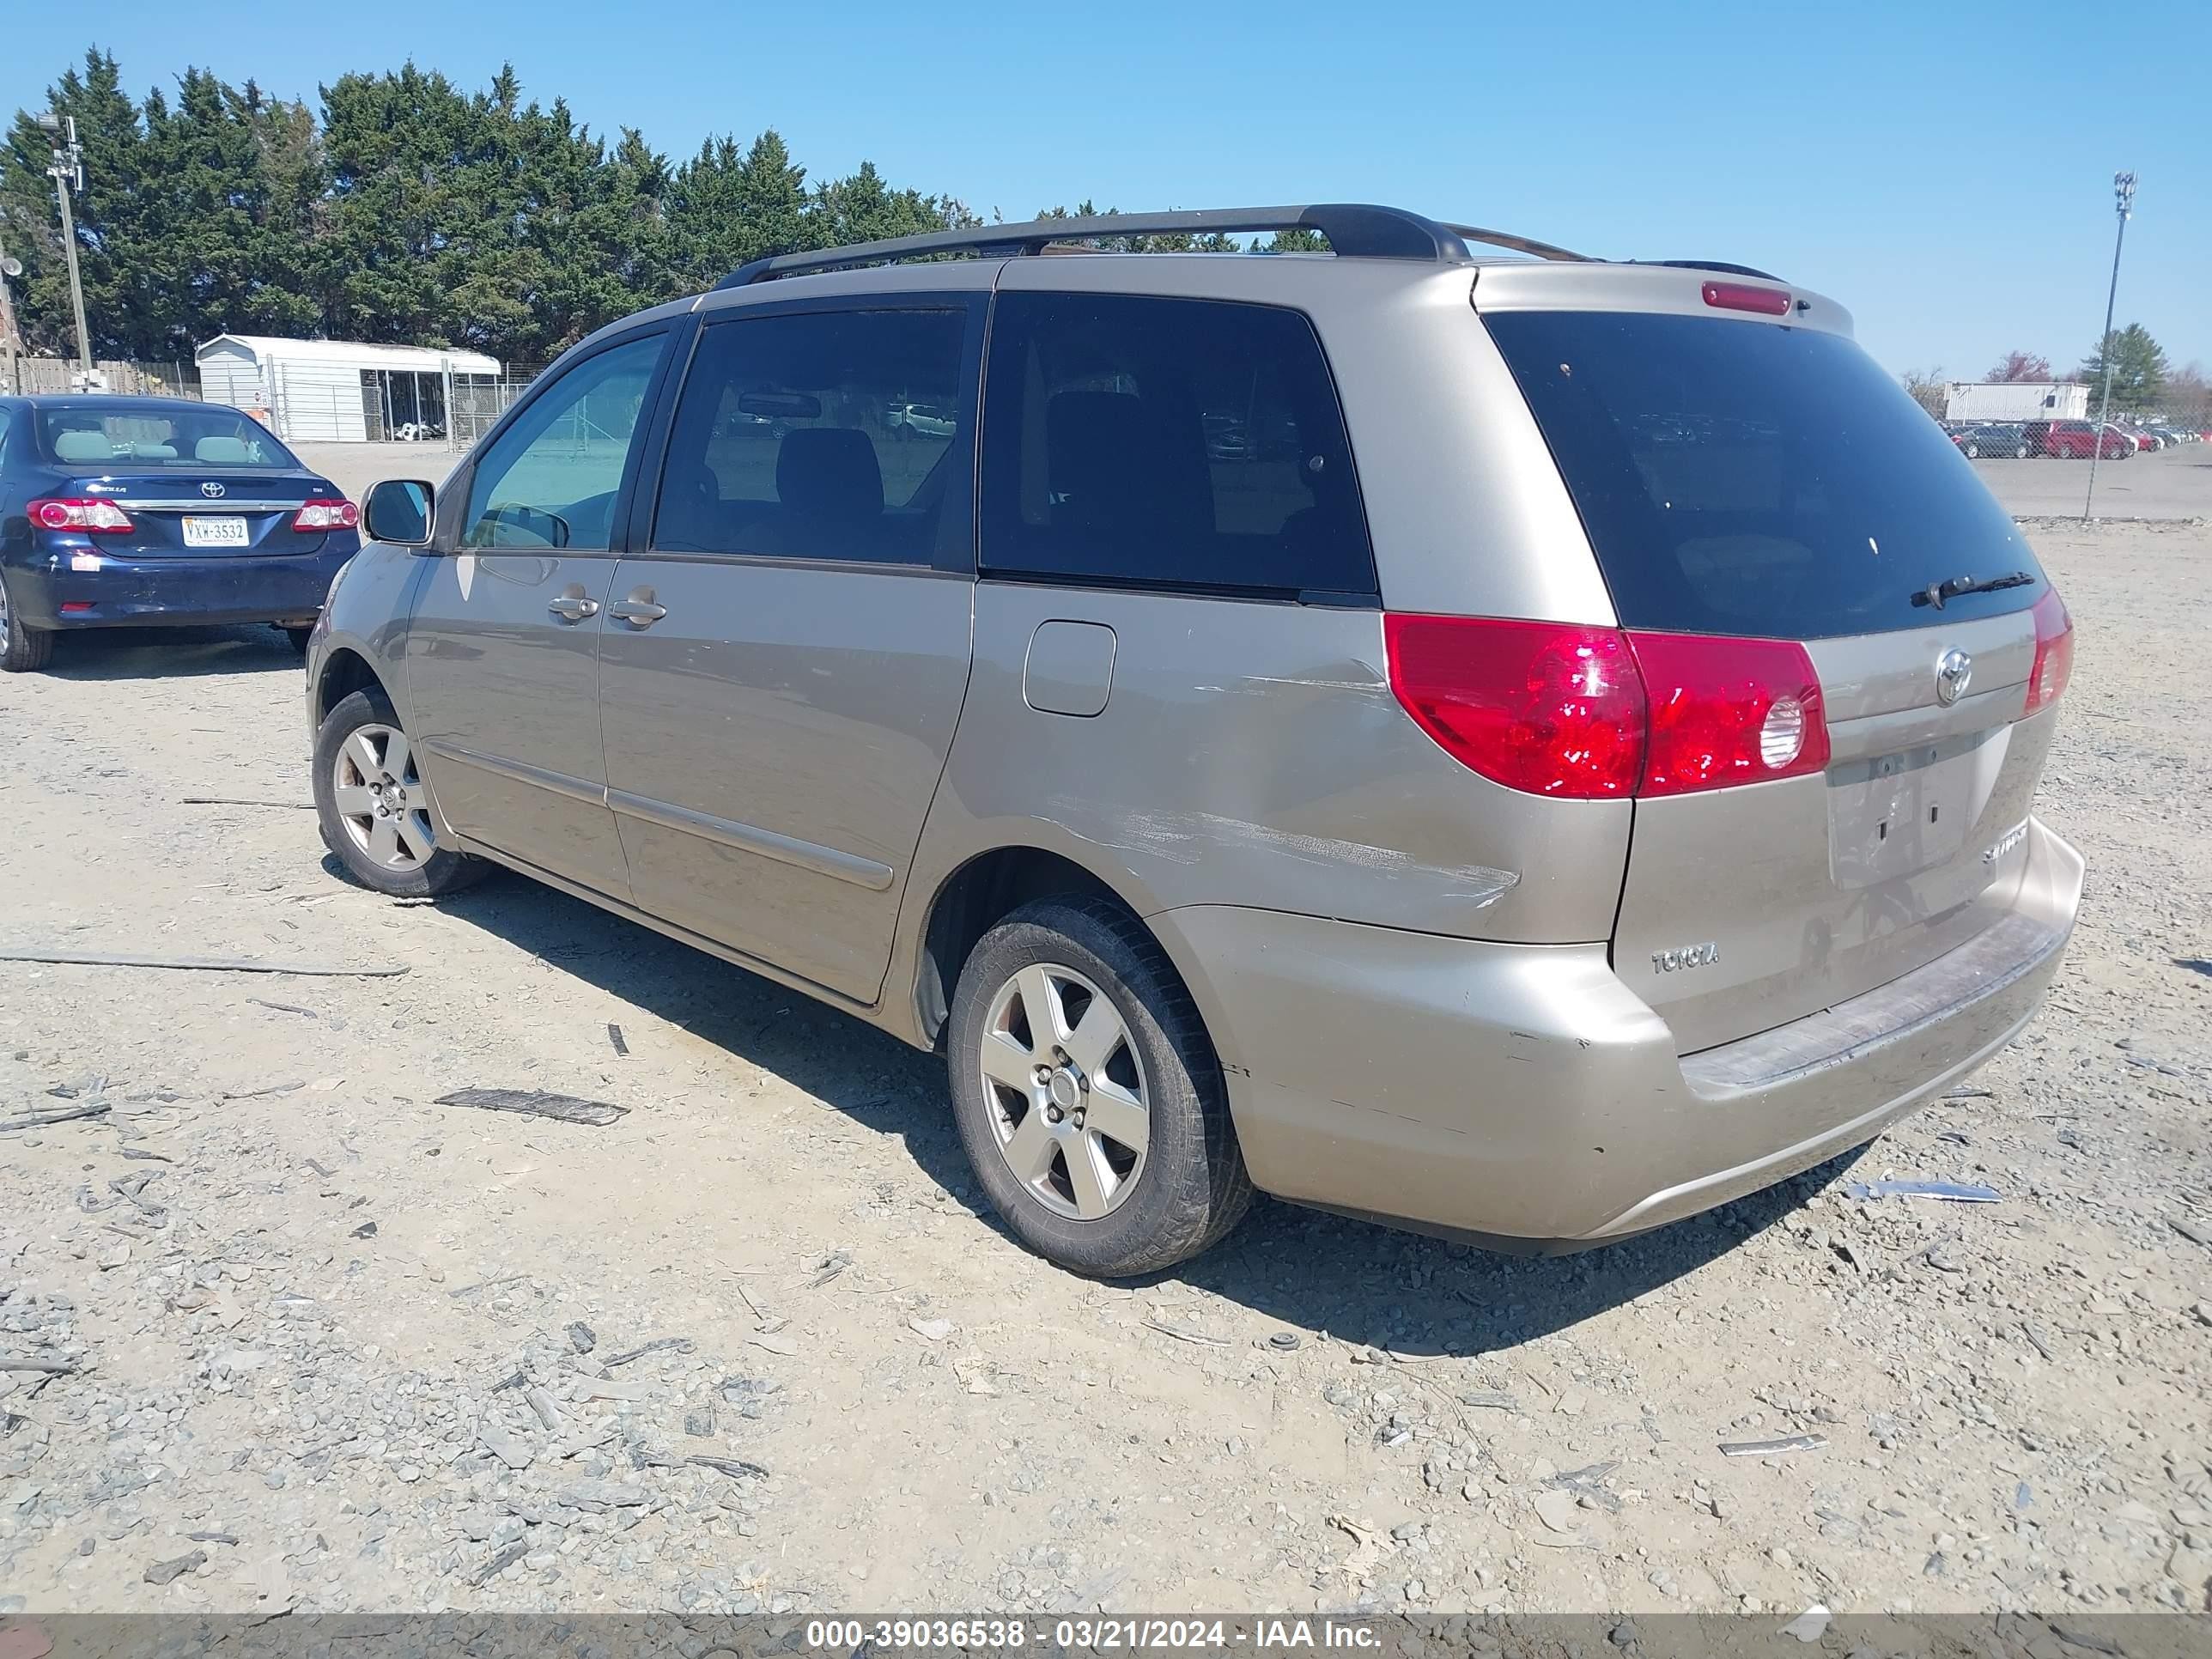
[
  {"xmin": 655, "ymin": 307, "xmax": 970, "ymax": 566},
  {"xmin": 981, "ymin": 293, "xmax": 1374, "ymax": 597},
  {"xmin": 1485, "ymin": 312, "xmax": 2046, "ymax": 638}
]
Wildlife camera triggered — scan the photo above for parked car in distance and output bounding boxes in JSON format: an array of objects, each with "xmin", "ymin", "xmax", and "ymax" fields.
[
  {"xmin": 887, "ymin": 402, "xmax": 957, "ymax": 440},
  {"xmin": 2026, "ymin": 418, "xmax": 2131, "ymax": 459},
  {"xmin": 2098, "ymin": 422, "xmax": 2138, "ymax": 458},
  {"xmin": 0, "ymin": 395, "xmax": 359, "ymax": 672},
  {"xmin": 1954, "ymin": 422, "xmax": 2030, "ymax": 459},
  {"xmin": 307, "ymin": 205, "xmax": 2082, "ymax": 1277}
]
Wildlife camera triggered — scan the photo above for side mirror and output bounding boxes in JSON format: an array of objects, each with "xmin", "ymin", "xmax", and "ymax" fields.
[{"xmin": 364, "ymin": 478, "xmax": 434, "ymax": 547}]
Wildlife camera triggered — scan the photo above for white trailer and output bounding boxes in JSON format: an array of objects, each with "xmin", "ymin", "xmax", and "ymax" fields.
[
  {"xmin": 196, "ymin": 334, "xmax": 502, "ymax": 443},
  {"xmin": 1943, "ymin": 381, "xmax": 2088, "ymax": 423}
]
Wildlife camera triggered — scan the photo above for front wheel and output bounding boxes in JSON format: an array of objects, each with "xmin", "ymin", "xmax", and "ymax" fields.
[
  {"xmin": 2015, "ymin": 444, "xmax": 2030, "ymax": 459},
  {"xmin": 947, "ymin": 896, "xmax": 1252, "ymax": 1277},
  {"xmin": 0, "ymin": 574, "xmax": 53, "ymax": 673},
  {"xmin": 312, "ymin": 687, "xmax": 488, "ymax": 898},
  {"xmin": 1964, "ymin": 443, "xmax": 1980, "ymax": 459}
]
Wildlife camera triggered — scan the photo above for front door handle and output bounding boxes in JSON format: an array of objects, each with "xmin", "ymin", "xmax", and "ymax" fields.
[
  {"xmin": 546, "ymin": 589, "xmax": 600, "ymax": 623},
  {"xmin": 608, "ymin": 594, "xmax": 667, "ymax": 626}
]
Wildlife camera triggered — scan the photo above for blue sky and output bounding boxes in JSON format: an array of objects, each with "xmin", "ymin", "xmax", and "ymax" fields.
[{"xmin": 6, "ymin": 0, "xmax": 2206, "ymax": 379}]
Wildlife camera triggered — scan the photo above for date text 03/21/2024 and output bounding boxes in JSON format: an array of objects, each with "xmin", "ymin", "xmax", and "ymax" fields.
[{"xmin": 803, "ymin": 1620, "xmax": 1384, "ymax": 1651}]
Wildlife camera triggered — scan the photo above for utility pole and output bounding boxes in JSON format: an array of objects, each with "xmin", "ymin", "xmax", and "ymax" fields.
[
  {"xmin": 2084, "ymin": 170, "xmax": 2136, "ymax": 521},
  {"xmin": 37, "ymin": 112, "xmax": 94, "ymax": 383},
  {"xmin": 0, "ymin": 222, "xmax": 22, "ymax": 396}
]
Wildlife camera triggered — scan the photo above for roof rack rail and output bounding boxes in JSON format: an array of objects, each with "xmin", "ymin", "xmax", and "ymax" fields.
[
  {"xmin": 1639, "ymin": 259, "xmax": 1784, "ymax": 281},
  {"xmin": 1440, "ymin": 223, "xmax": 1591, "ymax": 264},
  {"xmin": 713, "ymin": 204, "xmax": 1587, "ymax": 289}
]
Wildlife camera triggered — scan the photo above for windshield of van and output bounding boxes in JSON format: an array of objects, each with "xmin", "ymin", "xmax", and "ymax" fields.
[
  {"xmin": 1484, "ymin": 311, "xmax": 2047, "ymax": 639},
  {"xmin": 38, "ymin": 405, "xmax": 300, "ymax": 470}
]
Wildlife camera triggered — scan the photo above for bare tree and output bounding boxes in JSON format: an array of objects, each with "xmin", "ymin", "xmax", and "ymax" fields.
[
  {"xmin": 1985, "ymin": 350, "xmax": 2052, "ymax": 383},
  {"xmin": 2164, "ymin": 362, "xmax": 2211, "ymax": 428},
  {"xmin": 1901, "ymin": 367, "xmax": 1948, "ymax": 419}
]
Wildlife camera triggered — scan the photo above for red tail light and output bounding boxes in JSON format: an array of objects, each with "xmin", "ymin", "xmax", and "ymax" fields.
[
  {"xmin": 1383, "ymin": 615, "xmax": 1646, "ymax": 798},
  {"xmin": 292, "ymin": 498, "xmax": 360, "ymax": 532},
  {"xmin": 28, "ymin": 497, "xmax": 133, "ymax": 532},
  {"xmin": 2023, "ymin": 589, "xmax": 2073, "ymax": 714},
  {"xmin": 1701, "ymin": 281, "xmax": 1792, "ymax": 316},
  {"xmin": 1385, "ymin": 616, "xmax": 1830, "ymax": 799},
  {"xmin": 1629, "ymin": 632, "xmax": 1829, "ymax": 796}
]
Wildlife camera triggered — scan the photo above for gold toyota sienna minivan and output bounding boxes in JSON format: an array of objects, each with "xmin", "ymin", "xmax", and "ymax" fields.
[{"xmin": 306, "ymin": 205, "xmax": 2084, "ymax": 1277}]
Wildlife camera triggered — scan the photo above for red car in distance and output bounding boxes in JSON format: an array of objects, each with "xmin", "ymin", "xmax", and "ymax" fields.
[{"xmin": 2025, "ymin": 419, "xmax": 2132, "ymax": 459}]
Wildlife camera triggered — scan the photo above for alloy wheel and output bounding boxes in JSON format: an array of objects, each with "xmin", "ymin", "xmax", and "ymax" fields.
[
  {"xmin": 331, "ymin": 723, "xmax": 436, "ymax": 872},
  {"xmin": 978, "ymin": 963, "xmax": 1151, "ymax": 1220}
]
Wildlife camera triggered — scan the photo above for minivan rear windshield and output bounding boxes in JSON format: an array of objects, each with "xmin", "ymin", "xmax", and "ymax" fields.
[{"xmin": 1483, "ymin": 311, "xmax": 2047, "ymax": 639}]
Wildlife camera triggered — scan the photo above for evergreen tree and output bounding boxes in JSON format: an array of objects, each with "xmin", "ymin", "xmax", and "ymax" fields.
[
  {"xmin": 1, "ymin": 48, "xmax": 1167, "ymax": 367},
  {"xmin": 0, "ymin": 49, "xmax": 154, "ymax": 358},
  {"xmin": 2077, "ymin": 323, "xmax": 2168, "ymax": 414},
  {"xmin": 665, "ymin": 129, "xmax": 810, "ymax": 281}
]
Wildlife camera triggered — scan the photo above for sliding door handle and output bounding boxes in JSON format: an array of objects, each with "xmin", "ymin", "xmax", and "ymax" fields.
[
  {"xmin": 546, "ymin": 591, "xmax": 600, "ymax": 623},
  {"xmin": 608, "ymin": 597, "xmax": 667, "ymax": 626}
]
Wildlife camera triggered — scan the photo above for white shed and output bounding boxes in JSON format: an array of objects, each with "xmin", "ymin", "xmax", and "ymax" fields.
[{"xmin": 195, "ymin": 335, "xmax": 503, "ymax": 443}]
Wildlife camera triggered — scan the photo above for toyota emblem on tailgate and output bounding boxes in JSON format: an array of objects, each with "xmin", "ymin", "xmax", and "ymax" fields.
[
  {"xmin": 1935, "ymin": 647, "xmax": 1972, "ymax": 705},
  {"xmin": 200, "ymin": 481, "xmax": 226, "ymax": 498}
]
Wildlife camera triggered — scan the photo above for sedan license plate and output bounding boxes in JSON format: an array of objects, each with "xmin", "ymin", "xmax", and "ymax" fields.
[{"xmin": 182, "ymin": 515, "xmax": 250, "ymax": 548}]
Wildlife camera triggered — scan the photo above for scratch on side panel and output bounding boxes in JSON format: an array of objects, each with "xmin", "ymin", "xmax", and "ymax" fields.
[{"xmin": 1073, "ymin": 803, "xmax": 1521, "ymax": 909}]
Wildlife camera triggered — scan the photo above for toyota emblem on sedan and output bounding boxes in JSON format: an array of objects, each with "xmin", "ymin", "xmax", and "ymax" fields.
[
  {"xmin": 1935, "ymin": 647, "xmax": 1972, "ymax": 705},
  {"xmin": 200, "ymin": 481, "xmax": 226, "ymax": 499}
]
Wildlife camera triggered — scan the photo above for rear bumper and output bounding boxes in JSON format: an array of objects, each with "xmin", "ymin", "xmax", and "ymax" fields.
[
  {"xmin": 1154, "ymin": 816, "xmax": 2083, "ymax": 1247},
  {"xmin": 1, "ymin": 540, "xmax": 351, "ymax": 629}
]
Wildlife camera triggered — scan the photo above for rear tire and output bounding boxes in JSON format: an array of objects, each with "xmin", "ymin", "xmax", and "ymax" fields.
[
  {"xmin": 947, "ymin": 896, "xmax": 1253, "ymax": 1277},
  {"xmin": 2015, "ymin": 444, "xmax": 2030, "ymax": 459},
  {"xmin": 0, "ymin": 574, "xmax": 52, "ymax": 673},
  {"xmin": 1964, "ymin": 443, "xmax": 1979, "ymax": 459},
  {"xmin": 313, "ymin": 687, "xmax": 488, "ymax": 899}
]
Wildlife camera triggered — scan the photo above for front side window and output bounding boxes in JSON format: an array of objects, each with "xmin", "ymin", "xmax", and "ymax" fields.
[
  {"xmin": 462, "ymin": 334, "xmax": 664, "ymax": 550},
  {"xmin": 653, "ymin": 307, "xmax": 969, "ymax": 565},
  {"xmin": 980, "ymin": 293, "xmax": 1375, "ymax": 597},
  {"xmin": 39, "ymin": 405, "xmax": 299, "ymax": 470}
]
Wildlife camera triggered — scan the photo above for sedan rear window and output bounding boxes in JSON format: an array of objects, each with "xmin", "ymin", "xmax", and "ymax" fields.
[
  {"xmin": 38, "ymin": 407, "xmax": 300, "ymax": 470},
  {"xmin": 1484, "ymin": 311, "xmax": 2046, "ymax": 639}
]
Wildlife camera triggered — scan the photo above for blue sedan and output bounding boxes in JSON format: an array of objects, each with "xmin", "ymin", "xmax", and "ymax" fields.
[{"xmin": 0, "ymin": 395, "xmax": 361, "ymax": 672}]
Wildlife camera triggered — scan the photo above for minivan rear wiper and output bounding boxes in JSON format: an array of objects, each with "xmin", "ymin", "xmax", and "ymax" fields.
[{"xmin": 1910, "ymin": 570, "xmax": 2036, "ymax": 609}]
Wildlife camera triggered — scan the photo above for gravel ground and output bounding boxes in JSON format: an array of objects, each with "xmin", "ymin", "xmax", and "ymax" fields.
[{"xmin": 1, "ymin": 520, "xmax": 2209, "ymax": 1621}]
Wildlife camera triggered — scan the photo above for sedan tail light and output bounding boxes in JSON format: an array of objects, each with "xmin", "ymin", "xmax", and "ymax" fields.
[
  {"xmin": 1385, "ymin": 614, "xmax": 1830, "ymax": 799},
  {"xmin": 28, "ymin": 497, "xmax": 134, "ymax": 532},
  {"xmin": 2023, "ymin": 589, "xmax": 2074, "ymax": 714},
  {"xmin": 292, "ymin": 498, "xmax": 360, "ymax": 532}
]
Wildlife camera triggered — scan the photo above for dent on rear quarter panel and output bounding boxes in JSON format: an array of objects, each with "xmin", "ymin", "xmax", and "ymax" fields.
[{"xmin": 904, "ymin": 581, "xmax": 1634, "ymax": 962}]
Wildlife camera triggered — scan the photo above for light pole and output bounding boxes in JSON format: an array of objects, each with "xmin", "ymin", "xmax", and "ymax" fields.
[
  {"xmin": 37, "ymin": 112, "xmax": 94, "ymax": 382},
  {"xmin": 2084, "ymin": 170, "xmax": 2136, "ymax": 520}
]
